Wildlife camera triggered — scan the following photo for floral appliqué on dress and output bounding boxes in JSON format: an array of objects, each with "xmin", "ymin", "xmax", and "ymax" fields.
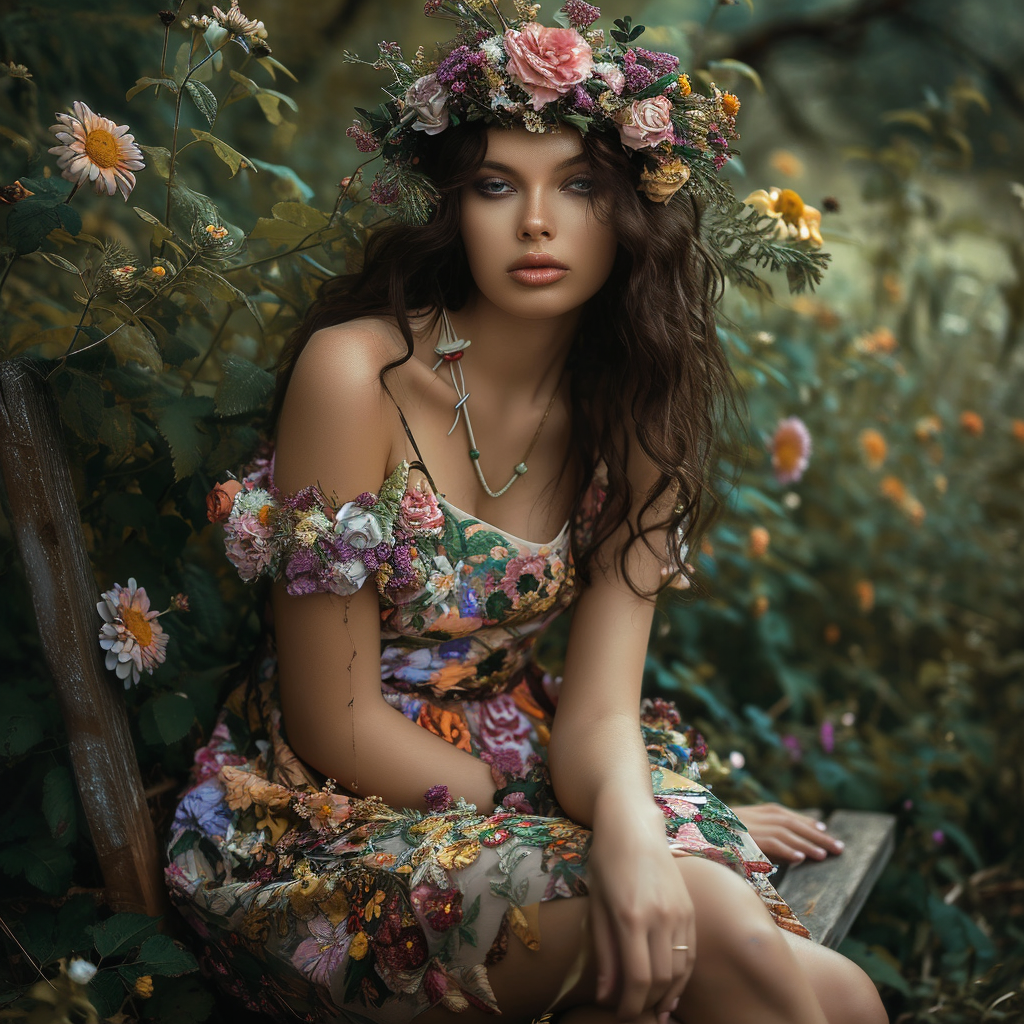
[{"xmin": 165, "ymin": 450, "xmax": 810, "ymax": 1024}]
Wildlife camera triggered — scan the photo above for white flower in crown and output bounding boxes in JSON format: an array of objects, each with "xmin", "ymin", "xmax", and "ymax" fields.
[{"xmin": 334, "ymin": 502, "xmax": 384, "ymax": 549}]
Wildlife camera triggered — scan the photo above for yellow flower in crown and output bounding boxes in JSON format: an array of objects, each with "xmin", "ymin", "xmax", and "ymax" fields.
[{"xmin": 742, "ymin": 185, "xmax": 824, "ymax": 248}]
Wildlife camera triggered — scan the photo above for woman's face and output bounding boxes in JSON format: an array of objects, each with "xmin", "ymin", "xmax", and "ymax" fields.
[{"xmin": 459, "ymin": 126, "xmax": 618, "ymax": 321}]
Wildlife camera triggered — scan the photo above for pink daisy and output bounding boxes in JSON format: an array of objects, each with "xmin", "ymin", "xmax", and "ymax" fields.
[
  {"xmin": 48, "ymin": 101, "xmax": 145, "ymax": 201},
  {"xmin": 96, "ymin": 578, "xmax": 168, "ymax": 688},
  {"xmin": 768, "ymin": 416, "xmax": 812, "ymax": 484}
]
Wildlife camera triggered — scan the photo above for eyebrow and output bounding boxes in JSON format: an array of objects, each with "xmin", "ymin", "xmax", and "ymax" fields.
[{"xmin": 479, "ymin": 154, "xmax": 589, "ymax": 174}]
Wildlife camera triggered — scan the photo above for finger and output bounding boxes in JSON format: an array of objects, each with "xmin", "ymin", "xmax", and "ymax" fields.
[
  {"xmin": 590, "ymin": 892, "xmax": 619, "ymax": 1005},
  {"xmin": 758, "ymin": 831, "xmax": 808, "ymax": 864},
  {"xmin": 615, "ymin": 915, "xmax": 652, "ymax": 1020},
  {"xmin": 658, "ymin": 929, "xmax": 696, "ymax": 1016},
  {"xmin": 647, "ymin": 922, "xmax": 675, "ymax": 1012}
]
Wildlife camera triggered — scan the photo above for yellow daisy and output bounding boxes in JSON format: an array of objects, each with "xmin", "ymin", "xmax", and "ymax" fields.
[{"xmin": 48, "ymin": 101, "xmax": 145, "ymax": 201}]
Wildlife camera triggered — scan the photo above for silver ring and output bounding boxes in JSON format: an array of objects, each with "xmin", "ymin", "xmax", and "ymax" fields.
[{"xmin": 671, "ymin": 944, "xmax": 689, "ymax": 951}]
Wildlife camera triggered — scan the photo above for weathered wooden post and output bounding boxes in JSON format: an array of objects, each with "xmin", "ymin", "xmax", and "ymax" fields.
[{"xmin": 0, "ymin": 357, "xmax": 166, "ymax": 916}]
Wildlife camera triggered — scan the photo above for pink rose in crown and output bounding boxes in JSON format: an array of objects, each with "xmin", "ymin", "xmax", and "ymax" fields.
[
  {"xmin": 616, "ymin": 96, "xmax": 676, "ymax": 150},
  {"xmin": 399, "ymin": 484, "xmax": 445, "ymax": 536},
  {"xmin": 503, "ymin": 23, "xmax": 594, "ymax": 111}
]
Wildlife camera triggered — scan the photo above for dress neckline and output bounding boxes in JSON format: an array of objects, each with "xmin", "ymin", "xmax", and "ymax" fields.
[{"xmin": 436, "ymin": 493, "xmax": 571, "ymax": 550}]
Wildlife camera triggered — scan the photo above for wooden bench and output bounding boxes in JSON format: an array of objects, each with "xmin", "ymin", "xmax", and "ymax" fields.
[{"xmin": 0, "ymin": 356, "xmax": 896, "ymax": 981}]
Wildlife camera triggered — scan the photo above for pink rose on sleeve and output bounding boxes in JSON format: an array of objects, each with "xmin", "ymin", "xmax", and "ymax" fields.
[
  {"xmin": 615, "ymin": 96, "xmax": 676, "ymax": 150},
  {"xmin": 503, "ymin": 23, "xmax": 594, "ymax": 111}
]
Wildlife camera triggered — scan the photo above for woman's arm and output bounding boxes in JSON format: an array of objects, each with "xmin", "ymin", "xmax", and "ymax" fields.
[
  {"xmin": 271, "ymin": 323, "xmax": 497, "ymax": 814},
  {"xmin": 547, "ymin": 443, "xmax": 676, "ymax": 830}
]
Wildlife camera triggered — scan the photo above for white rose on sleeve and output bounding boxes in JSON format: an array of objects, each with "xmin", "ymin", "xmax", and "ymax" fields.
[{"xmin": 333, "ymin": 502, "xmax": 384, "ymax": 549}]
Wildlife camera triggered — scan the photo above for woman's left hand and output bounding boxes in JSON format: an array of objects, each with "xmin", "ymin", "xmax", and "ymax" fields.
[{"xmin": 731, "ymin": 803, "xmax": 845, "ymax": 864}]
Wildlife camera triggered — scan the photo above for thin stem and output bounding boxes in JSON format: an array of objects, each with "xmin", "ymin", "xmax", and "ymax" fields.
[
  {"xmin": 181, "ymin": 307, "xmax": 233, "ymax": 396},
  {"xmin": 164, "ymin": 38, "xmax": 223, "ymax": 226},
  {"xmin": 0, "ymin": 252, "xmax": 18, "ymax": 307}
]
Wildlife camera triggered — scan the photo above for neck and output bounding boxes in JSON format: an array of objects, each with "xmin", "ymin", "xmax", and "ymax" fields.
[{"xmin": 444, "ymin": 290, "xmax": 579, "ymax": 403}]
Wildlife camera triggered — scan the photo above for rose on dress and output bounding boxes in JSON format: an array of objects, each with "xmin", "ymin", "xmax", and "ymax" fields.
[
  {"xmin": 615, "ymin": 95, "xmax": 676, "ymax": 150},
  {"xmin": 405, "ymin": 73, "xmax": 450, "ymax": 135},
  {"xmin": 399, "ymin": 485, "xmax": 445, "ymax": 535},
  {"xmin": 503, "ymin": 23, "xmax": 594, "ymax": 111},
  {"xmin": 333, "ymin": 502, "xmax": 384, "ymax": 549}
]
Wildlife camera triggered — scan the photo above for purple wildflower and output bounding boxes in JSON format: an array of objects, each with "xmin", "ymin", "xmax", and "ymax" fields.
[
  {"xmin": 173, "ymin": 782, "xmax": 233, "ymax": 839},
  {"xmin": 932, "ymin": 829, "xmax": 945, "ymax": 845},
  {"xmin": 435, "ymin": 45, "xmax": 486, "ymax": 87},
  {"xmin": 632, "ymin": 47, "xmax": 680, "ymax": 77},
  {"xmin": 362, "ymin": 549, "xmax": 380, "ymax": 572},
  {"xmin": 355, "ymin": 491, "xmax": 377, "ymax": 509},
  {"xmin": 386, "ymin": 542, "xmax": 417, "ymax": 588},
  {"xmin": 283, "ymin": 485, "xmax": 323, "ymax": 512},
  {"xmin": 622, "ymin": 50, "xmax": 657, "ymax": 93},
  {"xmin": 345, "ymin": 122, "xmax": 380, "ymax": 154},
  {"xmin": 782, "ymin": 734, "xmax": 802, "ymax": 762},
  {"xmin": 424, "ymin": 784, "xmax": 453, "ymax": 812},
  {"xmin": 820, "ymin": 720, "xmax": 835, "ymax": 754},
  {"xmin": 562, "ymin": 0, "xmax": 601, "ymax": 28},
  {"xmin": 285, "ymin": 548, "xmax": 321, "ymax": 580},
  {"xmin": 330, "ymin": 539, "xmax": 358, "ymax": 563},
  {"xmin": 369, "ymin": 172, "xmax": 400, "ymax": 206},
  {"xmin": 570, "ymin": 84, "xmax": 596, "ymax": 113}
]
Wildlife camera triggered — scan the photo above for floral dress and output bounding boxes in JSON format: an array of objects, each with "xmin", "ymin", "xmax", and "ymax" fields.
[{"xmin": 165, "ymin": 447, "xmax": 810, "ymax": 1024}]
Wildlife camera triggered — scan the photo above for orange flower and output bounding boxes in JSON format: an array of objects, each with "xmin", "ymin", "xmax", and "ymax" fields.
[
  {"xmin": 752, "ymin": 595, "xmax": 769, "ymax": 618},
  {"xmin": 748, "ymin": 526, "xmax": 770, "ymax": 558},
  {"xmin": 721, "ymin": 92, "xmax": 741, "ymax": 117},
  {"xmin": 879, "ymin": 476, "xmax": 907, "ymax": 504},
  {"xmin": 824, "ymin": 623, "xmax": 840, "ymax": 645},
  {"xmin": 677, "ymin": 73, "xmax": 691, "ymax": 96},
  {"xmin": 768, "ymin": 416, "xmax": 812, "ymax": 483},
  {"xmin": 769, "ymin": 149, "xmax": 805, "ymax": 178},
  {"xmin": 959, "ymin": 411, "xmax": 984, "ymax": 436},
  {"xmin": 855, "ymin": 327, "xmax": 898, "ymax": 356},
  {"xmin": 855, "ymin": 579, "xmax": 874, "ymax": 614},
  {"xmin": 206, "ymin": 479, "xmax": 243, "ymax": 523},
  {"xmin": 417, "ymin": 704, "xmax": 473, "ymax": 753},
  {"xmin": 1012, "ymin": 419, "xmax": 1024, "ymax": 444},
  {"xmin": 858, "ymin": 429, "xmax": 887, "ymax": 469}
]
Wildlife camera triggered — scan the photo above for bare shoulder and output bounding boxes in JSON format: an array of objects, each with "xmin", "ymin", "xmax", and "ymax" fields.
[{"xmin": 274, "ymin": 316, "xmax": 409, "ymax": 497}]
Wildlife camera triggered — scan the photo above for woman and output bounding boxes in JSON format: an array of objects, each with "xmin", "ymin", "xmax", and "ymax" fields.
[{"xmin": 166, "ymin": 7, "xmax": 887, "ymax": 1024}]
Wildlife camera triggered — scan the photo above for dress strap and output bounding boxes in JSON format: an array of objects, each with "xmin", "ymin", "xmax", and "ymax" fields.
[{"xmin": 381, "ymin": 385, "xmax": 440, "ymax": 495}]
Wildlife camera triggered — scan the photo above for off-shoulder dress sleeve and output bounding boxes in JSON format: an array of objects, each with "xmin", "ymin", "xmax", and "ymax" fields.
[{"xmin": 220, "ymin": 456, "xmax": 413, "ymax": 597}]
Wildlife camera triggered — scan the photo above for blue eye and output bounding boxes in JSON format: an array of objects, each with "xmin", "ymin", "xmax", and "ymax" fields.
[
  {"xmin": 566, "ymin": 176, "xmax": 595, "ymax": 194},
  {"xmin": 476, "ymin": 178, "xmax": 513, "ymax": 195}
]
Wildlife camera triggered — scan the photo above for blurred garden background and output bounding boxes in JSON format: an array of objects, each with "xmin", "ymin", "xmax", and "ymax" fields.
[{"xmin": 2, "ymin": 0, "xmax": 1023, "ymax": 1020}]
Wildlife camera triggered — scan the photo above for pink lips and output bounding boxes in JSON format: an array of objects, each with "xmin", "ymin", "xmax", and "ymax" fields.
[
  {"xmin": 507, "ymin": 252, "xmax": 569, "ymax": 286},
  {"xmin": 509, "ymin": 267, "xmax": 568, "ymax": 285}
]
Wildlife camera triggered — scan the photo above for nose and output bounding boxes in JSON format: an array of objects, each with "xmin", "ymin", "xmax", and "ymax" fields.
[{"xmin": 517, "ymin": 186, "xmax": 554, "ymax": 241}]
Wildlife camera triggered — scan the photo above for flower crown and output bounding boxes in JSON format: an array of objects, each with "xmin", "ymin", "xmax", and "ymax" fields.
[{"xmin": 343, "ymin": 0, "xmax": 742, "ymax": 223}]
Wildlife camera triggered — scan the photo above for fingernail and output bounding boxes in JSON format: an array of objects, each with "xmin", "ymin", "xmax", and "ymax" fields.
[
  {"xmin": 671, "ymin": 997, "xmax": 681, "ymax": 1012},
  {"xmin": 813, "ymin": 846, "xmax": 827, "ymax": 859},
  {"xmin": 793, "ymin": 850, "xmax": 805, "ymax": 861},
  {"xmin": 816, "ymin": 821, "xmax": 828, "ymax": 831},
  {"xmin": 834, "ymin": 839, "xmax": 845, "ymax": 850}
]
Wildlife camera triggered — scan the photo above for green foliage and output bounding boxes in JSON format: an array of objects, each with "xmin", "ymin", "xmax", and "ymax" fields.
[{"xmin": 2, "ymin": 1, "xmax": 1022, "ymax": 1022}]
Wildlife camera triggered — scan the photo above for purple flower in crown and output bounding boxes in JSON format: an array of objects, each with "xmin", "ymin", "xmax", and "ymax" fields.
[
  {"xmin": 424, "ymin": 784, "xmax": 453, "ymax": 812},
  {"xmin": 345, "ymin": 121, "xmax": 380, "ymax": 153},
  {"xmin": 570, "ymin": 83, "xmax": 596, "ymax": 113},
  {"xmin": 631, "ymin": 47, "xmax": 680, "ymax": 77},
  {"xmin": 562, "ymin": 0, "xmax": 601, "ymax": 29},
  {"xmin": 369, "ymin": 172, "xmax": 400, "ymax": 206},
  {"xmin": 622, "ymin": 50, "xmax": 657, "ymax": 93},
  {"xmin": 435, "ymin": 45, "xmax": 486, "ymax": 87},
  {"xmin": 355, "ymin": 491, "xmax": 377, "ymax": 509}
]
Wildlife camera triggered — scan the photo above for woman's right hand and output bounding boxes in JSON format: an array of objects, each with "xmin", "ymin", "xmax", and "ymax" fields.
[{"xmin": 587, "ymin": 788, "xmax": 696, "ymax": 1021}]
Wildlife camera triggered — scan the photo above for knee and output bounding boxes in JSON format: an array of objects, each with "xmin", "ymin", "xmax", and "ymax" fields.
[
  {"xmin": 700, "ymin": 912, "xmax": 795, "ymax": 990},
  {"xmin": 826, "ymin": 960, "xmax": 888, "ymax": 1024}
]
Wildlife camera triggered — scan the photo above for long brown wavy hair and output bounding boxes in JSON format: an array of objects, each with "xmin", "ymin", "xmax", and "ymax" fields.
[{"xmin": 270, "ymin": 121, "xmax": 744, "ymax": 599}]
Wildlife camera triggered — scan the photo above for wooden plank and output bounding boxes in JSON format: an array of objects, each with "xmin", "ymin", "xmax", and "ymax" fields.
[
  {"xmin": 0, "ymin": 358, "xmax": 167, "ymax": 916},
  {"xmin": 776, "ymin": 809, "xmax": 896, "ymax": 949}
]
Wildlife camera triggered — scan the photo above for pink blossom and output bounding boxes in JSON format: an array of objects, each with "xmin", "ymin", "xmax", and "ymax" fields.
[
  {"xmin": 503, "ymin": 23, "xmax": 594, "ymax": 111},
  {"xmin": 477, "ymin": 694, "xmax": 534, "ymax": 764},
  {"xmin": 769, "ymin": 416, "xmax": 813, "ymax": 484},
  {"xmin": 593, "ymin": 61, "xmax": 625, "ymax": 95},
  {"xmin": 615, "ymin": 96, "xmax": 676, "ymax": 150},
  {"xmin": 497, "ymin": 552, "xmax": 548, "ymax": 606},
  {"xmin": 224, "ymin": 511, "xmax": 277, "ymax": 581},
  {"xmin": 819, "ymin": 720, "xmax": 835, "ymax": 754},
  {"xmin": 399, "ymin": 485, "xmax": 445, "ymax": 536}
]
